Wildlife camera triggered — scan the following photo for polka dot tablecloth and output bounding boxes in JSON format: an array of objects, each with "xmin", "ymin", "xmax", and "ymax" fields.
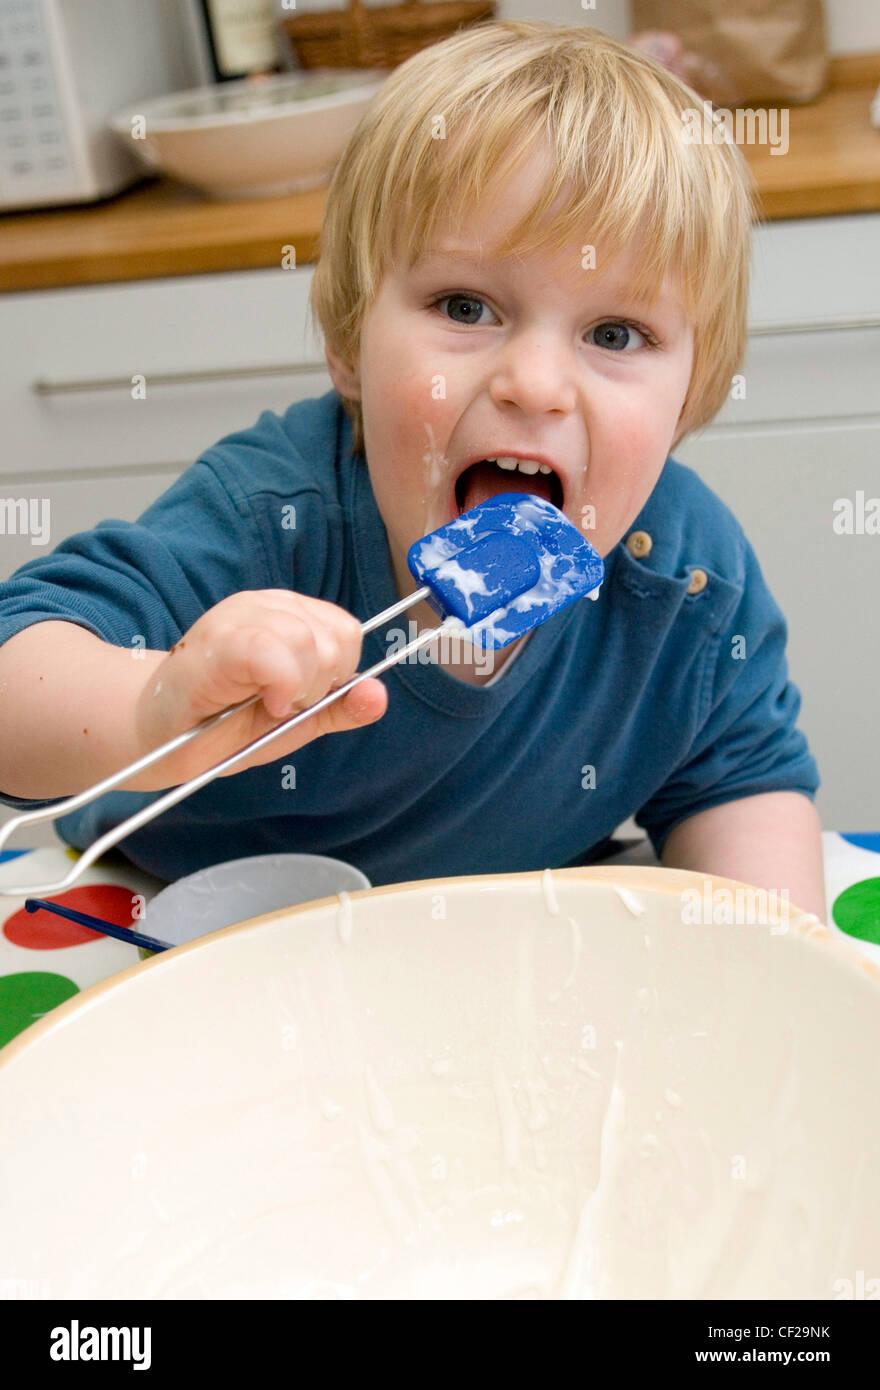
[
  {"xmin": 1, "ymin": 833, "xmax": 879, "ymax": 1053},
  {"xmin": 821, "ymin": 833, "xmax": 880, "ymax": 952},
  {"xmin": 0, "ymin": 846, "xmax": 168, "ymax": 1051}
]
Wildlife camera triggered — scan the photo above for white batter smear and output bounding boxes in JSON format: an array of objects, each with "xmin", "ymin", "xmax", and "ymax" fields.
[
  {"xmin": 336, "ymin": 891, "xmax": 352, "ymax": 945},
  {"xmin": 541, "ymin": 868, "xmax": 560, "ymax": 916},
  {"xmin": 491, "ymin": 1055, "xmax": 522, "ymax": 1171},
  {"xmin": 364, "ymin": 1064, "xmax": 394, "ymax": 1133},
  {"xmin": 614, "ymin": 886, "xmax": 647, "ymax": 917},
  {"xmin": 557, "ymin": 1041, "xmax": 627, "ymax": 1299}
]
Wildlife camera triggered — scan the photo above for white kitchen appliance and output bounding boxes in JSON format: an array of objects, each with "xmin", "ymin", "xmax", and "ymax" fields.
[{"xmin": 0, "ymin": 0, "xmax": 209, "ymax": 210}]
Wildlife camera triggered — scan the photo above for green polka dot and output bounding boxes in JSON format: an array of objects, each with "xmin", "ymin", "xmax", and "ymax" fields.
[
  {"xmin": 832, "ymin": 878, "xmax": 880, "ymax": 947},
  {"xmin": 0, "ymin": 972, "xmax": 80, "ymax": 1049}
]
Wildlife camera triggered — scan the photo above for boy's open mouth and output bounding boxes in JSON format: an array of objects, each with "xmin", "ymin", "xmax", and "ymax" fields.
[{"xmin": 455, "ymin": 456, "xmax": 564, "ymax": 514}]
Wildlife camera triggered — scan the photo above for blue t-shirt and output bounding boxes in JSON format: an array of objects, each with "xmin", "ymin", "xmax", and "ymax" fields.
[{"xmin": 0, "ymin": 389, "xmax": 819, "ymax": 886}]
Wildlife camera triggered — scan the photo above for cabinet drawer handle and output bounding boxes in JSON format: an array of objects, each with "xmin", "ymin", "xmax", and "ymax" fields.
[
  {"xmin": 32, "ymin": 360, "xmax": 328, "ymax": 396},
  {"xmin": 749, "ymin": 315, "xmax": 880, "ymax": 336}
]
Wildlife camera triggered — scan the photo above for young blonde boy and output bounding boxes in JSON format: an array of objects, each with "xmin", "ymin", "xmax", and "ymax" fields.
[{"xmin": 0, "ymin": 22, "xmax": 825, "ymax": 919}]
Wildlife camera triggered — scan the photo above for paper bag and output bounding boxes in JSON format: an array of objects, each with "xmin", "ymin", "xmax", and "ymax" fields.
[{"xmin": 631, "ymin": 0, "xmax": 828, "ymax": 105}]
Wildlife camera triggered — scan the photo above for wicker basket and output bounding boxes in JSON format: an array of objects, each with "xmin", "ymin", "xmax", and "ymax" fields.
[{"xmin": 280, "ymin": 0, "xmax": 496, "ymax": 70}]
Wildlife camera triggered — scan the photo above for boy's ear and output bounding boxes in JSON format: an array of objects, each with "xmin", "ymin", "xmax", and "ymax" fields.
[{"xmin": 324, "ymin": 344, "xmax": 362, "ymax": 402}]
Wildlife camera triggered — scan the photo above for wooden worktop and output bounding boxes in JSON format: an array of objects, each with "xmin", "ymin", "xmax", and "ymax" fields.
[{"xmin": 2, "ymin": 53, "xmax": 878, "ymax": 293}]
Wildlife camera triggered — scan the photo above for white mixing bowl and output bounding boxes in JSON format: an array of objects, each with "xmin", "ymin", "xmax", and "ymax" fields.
[
  {"xmin": 0, "ymin": 866, "xmax": 878, "ymax": 1299},
  {"xmin": 109, "ymin": 69, "xmax": 388, "ymax": 199}
]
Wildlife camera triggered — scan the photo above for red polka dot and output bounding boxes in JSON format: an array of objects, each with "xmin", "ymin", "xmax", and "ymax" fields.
[{"xmin": 3, "ymin": 885, "xmax": 141, "ymax": 950}]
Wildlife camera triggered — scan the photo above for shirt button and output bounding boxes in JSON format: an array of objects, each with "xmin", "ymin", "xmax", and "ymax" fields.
[
  {"xmin": 625, "ymin": 530, "xmax": 652, "ymax": 558},
  {"xmin": 686, "ymin": 568, "xmax": 708, "ymax": 595}
]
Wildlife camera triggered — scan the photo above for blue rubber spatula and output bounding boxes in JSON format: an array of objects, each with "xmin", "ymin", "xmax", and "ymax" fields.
[
  {"xmin": 408, "ymin": 492, "xmax": 604, "ymax": 646},
  {"xmin": 0, "ymin": 493, "xmax": 603, "ymax": 899}
]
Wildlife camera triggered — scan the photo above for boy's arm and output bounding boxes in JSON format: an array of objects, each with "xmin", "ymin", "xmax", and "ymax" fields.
[
  {"xmin": 0, "ymin": 622, "xmax": 166, "ymax": 798},
  {"xmin": 660, "ymin": 790, "xmax": 827, "ymax": 923}
]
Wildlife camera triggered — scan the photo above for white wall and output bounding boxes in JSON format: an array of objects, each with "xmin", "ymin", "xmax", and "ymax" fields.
[
  {"xmin": 488, "ymin": 1, "xmax": 629, "ymax": 39},
  {"xmin": 276, "ymin": 0, "xmax": 880, "ymax": 54},
  {"xmin": 270, "ymin": 0, "xmax": 631, "ymax": 41},
  {"xmin": 824, "ymin": 0, "xmax": 880, "ymax": 53}
]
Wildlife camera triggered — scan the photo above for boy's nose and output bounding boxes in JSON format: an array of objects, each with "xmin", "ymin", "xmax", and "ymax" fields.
[{"xmin": 487, "ymin": 331, "xmax": 579, "ymax": 415}]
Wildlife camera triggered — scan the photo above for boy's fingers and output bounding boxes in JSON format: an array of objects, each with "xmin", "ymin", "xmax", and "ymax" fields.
[
  {"xmin": 211, "ymin": 610, "xmax": 361, "ymax": 715},
  {"xmin": 225, "ymin": 626, "xmax": 311, "ymax": 719},
  {"xmin": 215, "ymin": 678, "xmax": 387, "ymax": 777},
  {"xmin": 260, "ymin": 674, "xmax": 387, "ymax": 738},
  {"xmin": 310, "ymin": 677, "xmax": 388, "ymax": 735},
  {"xmin": 251, "ymin": 595, "xmax": 363, "ymax": 665}
]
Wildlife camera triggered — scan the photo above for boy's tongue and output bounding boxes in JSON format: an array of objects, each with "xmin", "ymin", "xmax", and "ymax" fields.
[{"xmin": 460, "ymin": 460, "xmax": 555, "ymax": 512}]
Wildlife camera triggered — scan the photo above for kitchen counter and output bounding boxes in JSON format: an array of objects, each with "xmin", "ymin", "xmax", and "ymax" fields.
[{"xmin": 1, "ymin": 53, "xmax": 878, "ymax": 293}]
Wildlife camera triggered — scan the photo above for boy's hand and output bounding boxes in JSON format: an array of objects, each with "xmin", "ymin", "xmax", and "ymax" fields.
[{"xmin": 134, "ymin": 590, "xmax": 388, "ymax": 783}]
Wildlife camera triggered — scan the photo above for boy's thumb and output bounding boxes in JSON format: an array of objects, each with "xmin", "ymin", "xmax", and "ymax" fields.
[{"xmin": 314, "ymin": 677, "xmax": 388, "ymax": 735}]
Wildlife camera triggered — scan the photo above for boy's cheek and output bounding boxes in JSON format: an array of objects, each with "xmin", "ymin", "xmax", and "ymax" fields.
[
  {"xmin": 583, "ymin": 452, "xmax": 667, "ymax": 549},
  {"xmin": 613, "ymin": 416, "xmax": 677, "ymax": 480},
  {"xmin": 362, "ymin": 367, "xmax": 442, "ymax": 430}
]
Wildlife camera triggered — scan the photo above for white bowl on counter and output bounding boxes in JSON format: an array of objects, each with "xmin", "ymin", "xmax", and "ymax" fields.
[
  {"xmin": 108, "ymin": 69, "xmax": 388, "ymax": 200},
  {"xmin": 139, "ymin": 852, "xmax": 371, "ymax": 955},
  {"xmin": 0, "ymin": 865, "xmax": 878, "ymax": 1299}
]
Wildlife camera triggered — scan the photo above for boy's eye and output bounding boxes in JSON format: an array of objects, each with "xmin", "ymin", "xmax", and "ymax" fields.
[
  {"xmin": 436, "ymin": 294, "xmax": 498, "ymax": 326},
  {"xmin": 432, "ymin": 298, "xmax": 656, "ymax": 348},
  {"xmin": 591, "ymin": 321, "xmax": 647, "ymax": 351}
]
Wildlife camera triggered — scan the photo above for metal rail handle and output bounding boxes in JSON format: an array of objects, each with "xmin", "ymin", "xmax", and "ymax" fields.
[
  {"xmin": 0, "ymin": 586, "xmax": 444, "ymax": 898},
  {"xmin": 32, "ymin": 359, "xmax": 328, "ymax": 396},
  {"xmin": 748, "ymin": 316, "xmax": 880, "ymax": 336}
]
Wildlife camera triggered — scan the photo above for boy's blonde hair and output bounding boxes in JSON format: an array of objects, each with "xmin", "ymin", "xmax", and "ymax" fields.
[{"xmin": 309, "ymin": 20, "xmax": 756, "ymax": 458}]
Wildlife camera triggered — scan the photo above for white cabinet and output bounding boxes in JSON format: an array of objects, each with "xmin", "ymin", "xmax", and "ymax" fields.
[
  {"xmin": 675, "ymin": 213, "xmax": 880, "ymax": 830},
  {"xmin": 0, "ymin": 266, "xmax": 331, "ymax": 573},
  {"xmin": 0, "ymin": 213, "xmax": 878, "ymax": 829}
]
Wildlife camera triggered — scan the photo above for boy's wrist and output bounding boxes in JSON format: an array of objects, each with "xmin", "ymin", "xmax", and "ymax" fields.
[{"xmin": 127, "ymin": 651, "xmax": 189, "ymax": 792}]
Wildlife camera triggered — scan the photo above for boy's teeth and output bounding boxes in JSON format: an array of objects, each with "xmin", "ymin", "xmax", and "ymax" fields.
[{"xmin": 486, "ymin": 456, "xmax": 551, "ymax": 476}]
